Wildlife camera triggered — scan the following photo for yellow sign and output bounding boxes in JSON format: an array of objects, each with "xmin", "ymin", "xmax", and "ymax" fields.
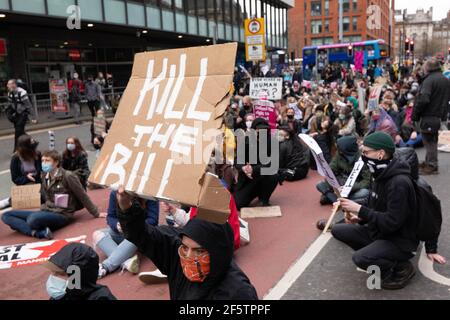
[{"xmin": 244, "ymin": 18, "xmax": 266, "ymax": 62}]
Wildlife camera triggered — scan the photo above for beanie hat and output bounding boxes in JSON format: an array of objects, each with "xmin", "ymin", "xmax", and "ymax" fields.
[{"xmin": 363, "ymin": 131, "xmax": 396, "ymax": 155}]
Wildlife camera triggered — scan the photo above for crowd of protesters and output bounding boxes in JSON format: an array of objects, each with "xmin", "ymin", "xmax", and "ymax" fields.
[{"xmin": 1, "ymin": 56, "xmax": 450, "ymax": 299}]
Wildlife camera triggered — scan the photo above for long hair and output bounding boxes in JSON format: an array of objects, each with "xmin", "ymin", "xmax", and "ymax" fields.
[
  {"xmin": 63, "ymin": 136, "xmax": 85, "ymax": 159},
  {"xmin": 16, "ymin": 134, "xmax": 38, "ymax": 162}
]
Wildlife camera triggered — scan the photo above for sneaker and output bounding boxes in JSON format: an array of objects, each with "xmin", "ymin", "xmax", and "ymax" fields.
[
  {"xmin": 42, "ymin": 227, "xmax": 53, "ymax": 240},
  {"xmin": 419, "ymin": 165, "xmax": 439, "ymax": 176},
  {"xmin": 138, "ymin": 269, "xmax": 167, "ymax": 285},
  {"xmin": 121, "ymin": 255, "xmax": 140, "ymax": 274},
  {"xmin": 98, "ymin": 263, "xmax": 109, "ymax": 279},
  {"xmin": 316, "ymin": 218, "xmax": 330, "ymax": 231},
  {"xmin": 0, "ymin": 198, "xmax": 11, "ymax": 210},
  {"xmin": 320, "ymin": 195, "xmax": 332, "ymax": 205}
]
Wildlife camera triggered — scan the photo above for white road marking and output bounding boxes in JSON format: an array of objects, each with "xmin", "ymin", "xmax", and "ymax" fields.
[
  {"xmin": 0, "ymin": 170, "xmax": 10, "ymax": 175},
  {"xmin": 418, "ymin": 246, "xmax": 450, "ymax": 286},
  {"xmin": 263, "ymin": 233, "xmax": 333, "ymax": 300}
]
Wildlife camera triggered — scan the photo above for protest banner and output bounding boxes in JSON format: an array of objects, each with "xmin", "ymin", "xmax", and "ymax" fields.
[
  {"xmin": 299, "ymin": 134, "xmax": 340, "ymax": 190},
  {"xmin": 438, "ymin": 131, "xmax": 450, "ymax": 153},
  {"xmin": 93, "ymin": 116, "xmax": 107, "ymax": 136},
  {"xmin": 89, "ymin": 44, "xmax": 236, "ymax": 223},
  {"xmin": 340, "ymin": 158, "xmax": 365, "ymax": 198},
  {"xmin": 367, "ymin": 84, "xmax": 383, "ymax": 112},
  {"xmin": 249, "ymin": 77, "xmax": 282, "ymax": 100},
  {"xmin": 357, "ymin": 81, "xmax": 366, "ymax": 112},
  {"xmin": 0, "ymin": 236, "xmax": 86, "ymax": 269},
  {"xmin": 11, "ymin": 184, "xmax": 41, "ymax": 210},
  {"xmin": 253, "ymin": 99, "xmax": 277, "ymax": 130}
]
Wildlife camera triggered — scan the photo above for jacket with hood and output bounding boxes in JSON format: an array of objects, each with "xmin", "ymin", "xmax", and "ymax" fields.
[
  {"xmin": 412, "ymin": 68, "xmax": 450, "ymax": 122},
  {"xmin": 279, "ymin": 136, "xmax": 310, "ymax": 173},
  {"xmin": 118, "ymin": 202, "xmax": 258, "ymax": 300},
  {"xmin": 48, "ymin": 243, "xmax": 116, "ymax": 300},
  {"xmin": 358, "ymin": 157, "xmax": 419, "ymax": 253},
  {"xmin": 329, "ymin": 136, "xmax": 370, "ymax": 191}
]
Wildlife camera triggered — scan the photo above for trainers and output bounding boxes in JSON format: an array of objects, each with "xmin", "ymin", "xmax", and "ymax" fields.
[
  {"xmin": 0, "ymin": 198, "xmax": 11, "ymax": 210},
  {"xmin": 98, "ymin": 263, "xmax": 109, "ymax": 279},
  {"xmin": 121, "ymin": 255, "xmax": 140, "ymax": 274},
  {"xmin": 419, "ymin": 165, "xmax": 439, "ymax": 176},
  {"xmin": 42, "ymin": 227, "xmax": 53, "ymax": 240},
  {"xmin": 316, "ymin": 218, "xmax": 330, "ymax": 231},
  {"xmin": 320, "ymin": 195, "xmax": 332, "ymax": 205},
  {"xmin": 138, "ymin": 269, "xmax": 167, "ymax": 285}
]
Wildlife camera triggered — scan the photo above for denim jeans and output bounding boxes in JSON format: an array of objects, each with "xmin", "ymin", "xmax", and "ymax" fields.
[
  {"xmin": 317, "ymin": 180, "xmax": 370, "ymax": 204},
  {"xmin": 1, "ymin": 210, "xmax": 69, "ymax": 238},
  {"xmin": 95, "ymin": 228, "xmax": 137, "ymax": 272}
]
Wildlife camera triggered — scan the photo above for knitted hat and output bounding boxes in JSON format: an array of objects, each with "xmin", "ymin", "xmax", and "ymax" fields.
[{"xmin": 363, "ymin": 131, "xmax": 396, "ymax": 155}]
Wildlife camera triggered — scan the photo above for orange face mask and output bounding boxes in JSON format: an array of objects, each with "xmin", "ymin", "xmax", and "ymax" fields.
[{"xmin": 178, "ymin": 245, "xmax": 211, "ymax": 283}]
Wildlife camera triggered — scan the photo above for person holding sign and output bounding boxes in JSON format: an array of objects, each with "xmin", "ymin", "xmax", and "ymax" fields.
[
  {"xmin": 2, "ymin": 150, "xmax": 106, "ymax": 239},
  {"xmin": 331, "ymin": 132, "xmax": 419, "ymax": 290},
  {"xmin": 115, "ymin": 187, "xmax": 258, "ymax": 300}
]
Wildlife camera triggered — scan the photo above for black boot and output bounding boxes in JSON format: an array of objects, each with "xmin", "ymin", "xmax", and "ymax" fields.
[{"xmin": 381, "ymin": 262, "xmax": 415, "ymax": 290}]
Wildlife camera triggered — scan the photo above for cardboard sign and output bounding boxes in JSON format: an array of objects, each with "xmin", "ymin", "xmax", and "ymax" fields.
[
  {"xmin": 93, "ymin": 117, "xmax": 107, "ymax": 136},
  {"xmin": 11, "ymin": 184, "xmax": 41, "ymax": 210},
  {"xmin": 299, "ymin": 134, "xmax": 341, "ymax": 190},
  {"xmin": 253, "ymin": 100, "xmax": 277, "ymax": 130},
  {"xmin": 340, "ymin": 158, "xmax": 365, "ymax": 198},
  {"xmin": 367, "ymin": 85, "xmax": 383, "ymax": 112},
  {"xmin": 249, "ymin": 77, "xmax": 282, "ymax": 100},
  {"xmin": 0, "ymin": 236, "xmax": 86, "ymax": 269},
  {"xmin": 89, "ymin": 44, "xmax": 237, "ymax": 223}
]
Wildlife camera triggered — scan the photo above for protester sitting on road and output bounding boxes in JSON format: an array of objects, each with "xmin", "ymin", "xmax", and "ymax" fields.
[
  {"xmin": 278, "ymin": 126, "xmax": 310, "ymax": 181},
  {"xmin": 93, "ymin": 190, "xmax": 159, "ymax": 279},
  {"xmin": 331, "ymin": 132, "xmax": 419, "ymax": 290},
  {"xmin": 279, "ymin": 108, "xmax": 302, "ymax": 134},
  {"xmin": 367, "ymin": 108, "xmax": 402, "ymax": 145},
  {"xmin": 239, "ymin": 96, "xmax": 253, "ymax": 120},
  {"xmin": 62, "ymin": 137, "xmax": 90, "ymax": 189},
  {"xmin": 316, "ymin": 135, "xmax": 370, "ymax": 206},
  {"xmin": 43, "ymin": 243, "xmax": 116, "ymax": 300},
  {"xmin": 333, "ymin": 105, "xmax": 356, "ymax": 137},
  {"xmin": 398, "ymin": 97, "xmax": 423, "ymax": 148},
  {"xmin": 116, "ymin": 186, "xmax": 258, "ymax": 300},
  {"xmin": 0, "ymin": 134, "xmax": 42, "ymax": 210},
  {"xmin": 234, "ymin": 118, "xmax": 279, "ymax": 210},
  {"xmin": 90, "ymin": 108, "xmax": 110, "ymax": 146},
  {"xmin": 243, "ymin": 113, "xmax": 255, "ymax": 131},
  {"xmin": 93, "ymin": 135, "xmax": 105, "ymax": 158},
  {"xmin": 1, "ymin": 150, "xmax": 106, "ymax": 239}
]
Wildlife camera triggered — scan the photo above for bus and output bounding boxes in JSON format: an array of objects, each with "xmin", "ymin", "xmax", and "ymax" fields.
[{"xmin": 302, "ymin": 39, "xmax": 389, "ymax": 74}]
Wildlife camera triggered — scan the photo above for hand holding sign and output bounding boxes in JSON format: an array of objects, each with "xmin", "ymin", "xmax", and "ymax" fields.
[
  {"xmin": 339, "ymin": 198, "xmax": 362, "ymax": 215},
  {"xmin": 117, "ymin": 185, "xmax": 133, "ymax": 212}
]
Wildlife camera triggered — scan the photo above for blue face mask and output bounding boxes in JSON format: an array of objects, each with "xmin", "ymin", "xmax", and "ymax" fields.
[
  {"xmin": 42, "ymin": 163, "xmax": 54, "ymax": 173},
  {"xmin": 67, "ymin": 144, "xmax": 76, "ymax": 151},
  {"xmin": 46, "ymin": 275, "xmax": 67, "ymax": 300}
]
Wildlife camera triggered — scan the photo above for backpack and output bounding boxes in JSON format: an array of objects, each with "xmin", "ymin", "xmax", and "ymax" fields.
[
  {"xmin": 413, "ymin": 179, "xmax": 442, "ymax": 242},
  {"xmin": 70, "ymin": 82, "xmax": 81, "ymax": 102},
  {"xmin": 6, "ymin": 91, "xmax": 24, "ymax": 123}
]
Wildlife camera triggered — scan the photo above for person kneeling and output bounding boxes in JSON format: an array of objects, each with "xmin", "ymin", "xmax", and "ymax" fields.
[
  {"xmin": 1, "ymin": 150, "xmax": 106, "ymax": 239},
  {"xmin": 331, "ymin": 132, "xmax": 418, "ymax": 290}
]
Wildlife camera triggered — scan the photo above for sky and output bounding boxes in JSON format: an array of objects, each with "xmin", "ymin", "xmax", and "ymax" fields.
[{"xmin": 395, "ymin": 0, "xmax": 450, "ymax": 21}]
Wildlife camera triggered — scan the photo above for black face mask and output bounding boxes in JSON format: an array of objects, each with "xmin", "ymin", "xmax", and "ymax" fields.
[
  {"xmin": 93, "ymin": 144, "xmax": 101, "ymax": 150},
  {"xmin": 361, "ymin": 155, "xmax": 391, "ymax": 178},
  {"xmin": 287, "ymin": 115, "xmax": 294, "ymax": 120},
  {"xmin": 30, "ymin": 140, "xmax": 39, "ymax": 150}
]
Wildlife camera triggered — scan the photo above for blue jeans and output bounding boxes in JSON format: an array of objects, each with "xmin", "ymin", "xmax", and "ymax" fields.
[
  {"xmin": 1, "ymin": 210, "xmax": 69, "ymax": 238},
  {"xmin": 95, "ymin": 228, "xmax": 137, "ymax": 272},
  {"xmin": 398, "ymin": 134, "xmax": 423, "ymax": 148},
  {"xmin": 317, "ymin": 180, "xmax": 370, "ymax": 204}
]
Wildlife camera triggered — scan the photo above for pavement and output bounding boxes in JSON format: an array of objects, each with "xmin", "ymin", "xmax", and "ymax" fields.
[{"xmin": 0, "ymin": 122, "xmax": 449, "ymax": 300}]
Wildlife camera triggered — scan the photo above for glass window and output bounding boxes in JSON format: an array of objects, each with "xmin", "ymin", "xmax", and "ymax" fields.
[
  {"xmin": 343, "ymin": 17, "xmax": 350, "ymax": 32},
  {"xmin": 323, "ymin": 37, "xmax": 334, "ymax": 45},
  {"xmin": 233, "ymin": 26, "xmax": 239, "ymax": 41},
  {"xmin": 12, "ymin": 0, "xmax": 45, "ymax": 14},
  {"xmin": 311, "ymin": 1, "xmax": 321, "ymax": 17},
  {"xmin": 208, "ymin": 20, "xmax": 216, "ymax": 38},
  {"xmin": 311, "ymin": 20, "xmax": 322, "ymax": 34},
  {"xmin": 162, "ymin": 9, "xmax": 175, "ymax": 31},
  {"xmin": 311, "ymin": 38, "xmax": 324, "ymax": 46},
  {"xmin": 29, "ymin": 66, "xmax": 50, "ymax": 93},
  {"xmin": 0, "ymin": 0, "xmax": 8, "ymax": 10},
  {"xmin": 28, "ymin": 47, "xmax": 47, "ymax": 61},
  {"xmin": 105, "ymin": 0, "xmax": 126, "ymax": 24},
  {"xmin": 188, "ymin": 16, "xmax": 198, "ymax": 35},
  {"xmin": 352, "ymin": 0, "xmax": 358, "ymax": 11},
  {"xmin": 352, "ymin": 17, "xmax": 358, "ymax": 31},
  {"xmin": 325, "ymin": 20, "xmax": 330, "ymax": 32},
  {"xmin": 343, "ymin": 0, "xmax": 350, "ymax": 13},
  {"xmin": 226, "ymin": 24, "xmax": 232, "ymax": 40},
  {"xmin": 324, "ymin": 0, "xmax": 329, "ymax": 15},
  {"xmin": 330, "ymin": 47, "xmax": 346, "ymax": 54},
  {"xmin": 199, "ymin": 17, "xmax": 208, "ymax": 36},
  {"xmin": 105, "ymin": 48, "xmax": 133, "ymax": 62},
  {"xmin": 48, "ymin": 48, "xmax": 70, "ymax": 62},
  {"xmin": 176, "ymin": 12, "xmax": 187, "ymax": 33},
  {"xmin": 48, "ymin": 0, "xmax": 75, "ymax": 17},
  {"xmin": 303, "ymin": 49, "xmax": 315, "ymax": 56},
  {"xmin": 216, "ymin": 0, "xmax": 224, "ymax": 22},
  {"xmin": 78, "ymin": 0, "xmax": 103, "ymax": 21},
  {"xmin": 127, "ymin": 3, "xmax": 145, "ymax": 27},
  {"xmin": 147, "ymin": 5, "xmax": 161, "ymax": 29}
]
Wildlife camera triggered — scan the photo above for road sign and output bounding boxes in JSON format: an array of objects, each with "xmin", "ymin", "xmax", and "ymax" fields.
[{"xmin": 245, "ymin": 18, "xmax": 266, "ymax": 62}]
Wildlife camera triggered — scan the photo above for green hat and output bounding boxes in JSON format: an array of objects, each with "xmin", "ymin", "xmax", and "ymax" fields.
[{"xmin": 363, "ymin": 131, "xmax": 396, "ymax": 155}]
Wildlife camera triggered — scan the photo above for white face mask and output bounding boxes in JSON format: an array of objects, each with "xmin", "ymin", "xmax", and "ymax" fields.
[
  {"xmin": 46, "ymin": 275, "xmax": 67, "ymax": 300},
  {"xmin": 246, "ymin": 121, "xmax": 253, "ymax": 129}
]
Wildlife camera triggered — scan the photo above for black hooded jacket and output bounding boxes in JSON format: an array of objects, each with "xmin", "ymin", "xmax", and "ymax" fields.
[
  {"xmin": 48, "ymin": 243, "xmax": 116, "ymax": 300},
  {"xmin": 358, "ymin": 158, "xmax": 419, "ymax": 253},
  {"xmin": 118, "ymin": 202, "xmax": 258, "ymax": 300}
]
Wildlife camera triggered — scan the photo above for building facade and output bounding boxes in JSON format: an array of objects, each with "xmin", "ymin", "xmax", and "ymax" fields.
[
  {"xmin": 432, "ymin": 11, "xmax": 450, "ymax": 60},
  {"xmin": 289, "ymin": 0, "xmax": 395, "ymax": 58},
  {"xmin": 394, "ymin": 7, "xmax": 434, "ymax": 61},
  {"xmin": 0, "ymin": 0, "xmax": 292, "ymax": 99}
]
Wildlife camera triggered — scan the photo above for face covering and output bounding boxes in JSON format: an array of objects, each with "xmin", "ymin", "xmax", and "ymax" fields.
[
  {"xmin": 67, "ymin": 144, "xmax": 76, "ymax": 151},
  {"xmin": 246, "ymin": 121, "xmax": 253, "ymax": 129},
  {"xmin": 42, "ymin": 163, "xmax": 54, "ymax": 173},
  {"xmin": 339, "ymin": 114, "xmax": 346, "ymax": 121},
  {"xmin": 178, "ymin": 246, "xmax": 211, "ymax": 283},
  {"xmin": 372, "ymin": 114, "xmax": 380, "ymax": 121},
  {"xmin": 362, "ymin": 155, "xmax": 391, "ymax": 178},
  {"xmin": 287, "ymin": 114, "xmax": 294, "ymax": 120},
  {"xmin": 46, "ymin": 275, "xmax": 67, "ymax": 300},
  {"xmin": 93, "ymin": 144, "xmax": 101, "ymax": 150}
]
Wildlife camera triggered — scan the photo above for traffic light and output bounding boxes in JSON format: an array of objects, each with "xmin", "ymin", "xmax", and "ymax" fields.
[
  {"xmin": 448, "ymin": 47, "xmax": 450, "ymax": 55},
  {"xmin": 348, "ymin": 45, "xmax": 353, "ymax": 57},
  {"xmin": 405, "ymin": 38, "xmax": 410, "ymax": 52},
  {"xmin": 410, "ymin": 40, "xmax": 414, "ymax": 52}
]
